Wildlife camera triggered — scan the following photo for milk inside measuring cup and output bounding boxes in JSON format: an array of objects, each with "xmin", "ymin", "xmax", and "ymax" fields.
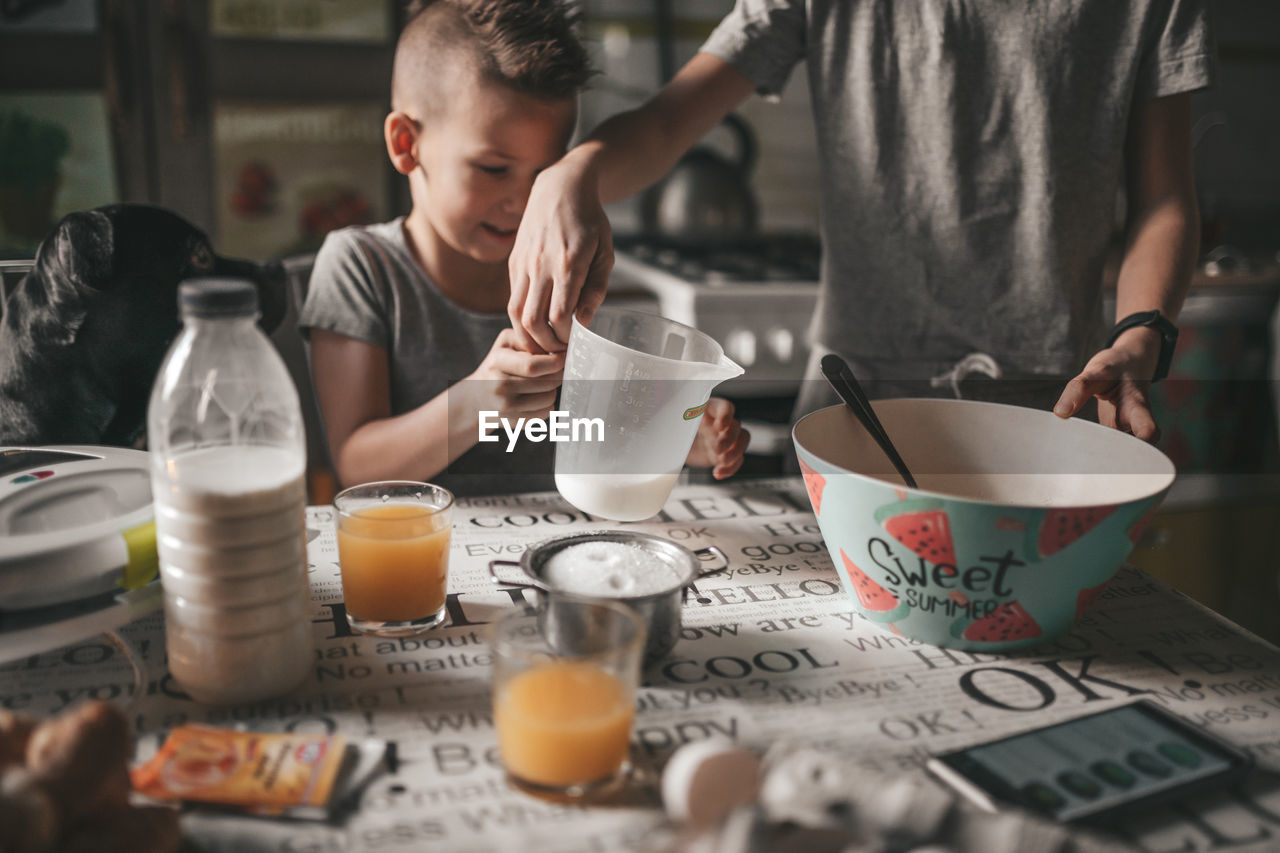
[
  {"xmin": 554, "ymin": 308, "xmax": 742, "ymax": 522},
  {"xmin": 554, "ymin": 471, "xmax": 680, "ymax": 524}
]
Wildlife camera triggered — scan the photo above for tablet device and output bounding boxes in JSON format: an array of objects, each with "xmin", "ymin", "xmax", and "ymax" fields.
[{"xmin": 926, "ymin": 700, "xmax": 1253, "ymax": 825}]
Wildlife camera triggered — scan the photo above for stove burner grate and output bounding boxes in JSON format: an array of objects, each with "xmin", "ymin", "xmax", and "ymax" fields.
[{"xmin": 617, "ymin": 234, "xmax": 821, "ymax": 285}]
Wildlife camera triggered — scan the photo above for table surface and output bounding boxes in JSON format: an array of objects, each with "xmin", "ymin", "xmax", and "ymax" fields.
[{"xmin": 3, "ymin": 476, "xmax": 1279, "ymax": 853}]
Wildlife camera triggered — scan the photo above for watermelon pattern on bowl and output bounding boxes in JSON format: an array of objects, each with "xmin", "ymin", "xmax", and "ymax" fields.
[
  {"xmin": 1031, "ymin": 506, "xmax": 1117, "ymax": 560},
  {"xmin": 841, "ymin": 549, "xmax": 909, "ymax": 622},
  {"xmin": 875, "ymin": 498, "xmax": 957, "ymax": 571},
  {"xmin": 793, "ymin": 400, "xmax": 1175, "ymax": 650},
  {"xmin": 952, "ymin": 600, "xmax": 1042, "ymax": 643},
  {"xmin": 798, "ymin": 456, "xmax": 826, "ymax": 516},
  {"xmin": 1074, "ymin": 580, "xmax": 1111, "ymax": 620}
]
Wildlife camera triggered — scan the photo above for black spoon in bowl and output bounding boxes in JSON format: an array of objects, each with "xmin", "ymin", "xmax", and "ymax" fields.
[{"xmin": 819, "ymin": 354, "xmax": 919, "ymax": 489}]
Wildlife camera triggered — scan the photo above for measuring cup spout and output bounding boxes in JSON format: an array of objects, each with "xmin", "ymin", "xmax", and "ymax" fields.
[
  {"xmin": 716, "ymin": 354, "xmax": 745, "ymax": 381},
  {"xmin": 667, "ymin": 352, "xmax": 743, "ymax": 385}
]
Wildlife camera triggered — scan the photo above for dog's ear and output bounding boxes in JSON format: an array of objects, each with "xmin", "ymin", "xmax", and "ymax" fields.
[
  {"xmin": 23, "ymin": 210, "xmax": 115, "ymax": 345},
  {"xmin": 35, "ymin": 209, "xmax": 115, "ymax": 294}
]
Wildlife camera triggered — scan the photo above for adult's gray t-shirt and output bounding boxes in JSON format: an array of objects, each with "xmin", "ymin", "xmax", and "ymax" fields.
[
  {"xmin": 702, "ymin": 0, "xmax": 1215, "ymax": 381},
  {"xmin": 299, "ymin": 219, "xmax": 554, "ymax": 496}
]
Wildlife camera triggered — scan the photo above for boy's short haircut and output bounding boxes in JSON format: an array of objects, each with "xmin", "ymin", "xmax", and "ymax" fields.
[{"xmin": 394, "ymin": 0, "xmax": 592, "ymax": 113}]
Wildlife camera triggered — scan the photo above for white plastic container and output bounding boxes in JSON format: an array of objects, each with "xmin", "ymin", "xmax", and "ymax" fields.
[
  {"xmin": 147, "ymin": 279, "xmax": 312, "ymax": 704},
  {"xmin": 554, "ymin": 308, "xmax": 742, "ymax": 521}
]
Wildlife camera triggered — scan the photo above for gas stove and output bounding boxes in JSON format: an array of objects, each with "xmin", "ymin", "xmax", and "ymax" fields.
[
  {"xmin": 619, "ymin": 234, "xmax": 821, "ymax": 285},
  {"xmin": 611, "ymin": 235, "xmax": 822, "ymax": 397}
]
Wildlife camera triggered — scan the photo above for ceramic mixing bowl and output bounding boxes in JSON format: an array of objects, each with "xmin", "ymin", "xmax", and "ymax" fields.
[{"xmin": 793, "ymin": 400, "xmax": 1176, "ymax": 650}]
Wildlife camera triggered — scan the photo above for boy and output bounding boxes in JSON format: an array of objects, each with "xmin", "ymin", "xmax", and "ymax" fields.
[{"xmin": 301, "ymin": 0, "xmax": 748, "ymax": 496}]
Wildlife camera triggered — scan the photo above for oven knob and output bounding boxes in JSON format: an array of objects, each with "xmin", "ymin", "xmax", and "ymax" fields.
[
  {"xmin": 765, "ymin": 328, "xmax": 794, "ymax": 362},
  {"xmin": 725, "ymin": 329, "xmax": 756, "ymax": 366}
]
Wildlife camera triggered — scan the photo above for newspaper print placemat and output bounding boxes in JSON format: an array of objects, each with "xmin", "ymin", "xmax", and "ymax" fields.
[{"xmin": 2, "ymin": 477, "xmax": 1278, "ymax": 852}]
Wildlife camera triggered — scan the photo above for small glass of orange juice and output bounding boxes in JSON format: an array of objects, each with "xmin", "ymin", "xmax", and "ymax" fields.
[
  {"xmin": 333, "ymin": 481, "xmax": 454, "ymax": 637},
  {"xmin": 491, "ymin": 596, "xmax": 646, "ymax": 800}
]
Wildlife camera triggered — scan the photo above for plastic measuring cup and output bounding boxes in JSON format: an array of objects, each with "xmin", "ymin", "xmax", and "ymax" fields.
[{"xmin": 554, "ymin": 307, "xmax": 743, "ymax": 521}]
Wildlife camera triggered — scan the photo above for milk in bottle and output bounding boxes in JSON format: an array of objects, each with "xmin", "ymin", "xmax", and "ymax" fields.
[{"xmin": 147, "ymin": 279, "xmax": 312, "ymax": 704}]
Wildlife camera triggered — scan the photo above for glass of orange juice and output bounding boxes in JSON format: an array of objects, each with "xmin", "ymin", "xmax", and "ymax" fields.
[
  {"xmin": 333, "ymin": 481, "xmax": 454, "ymax": 637},
  {"xmin": 491, "ymin": 596, "xmax": 646, "ymax": 800}
]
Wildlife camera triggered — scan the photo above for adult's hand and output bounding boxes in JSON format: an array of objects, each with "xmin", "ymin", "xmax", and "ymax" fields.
[
  {"xmin": 1053, "ymin": 327, "xmax": 1163, "ymax": 442},
  {"xmin": 507, "ymin": 148, "xmax": 614, "ymax": 354}
]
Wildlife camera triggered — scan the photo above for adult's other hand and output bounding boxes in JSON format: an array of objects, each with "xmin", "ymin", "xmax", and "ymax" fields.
[{"xmin": 1053, "ymin": 326, "xmax": 1163, "ymax": 442}]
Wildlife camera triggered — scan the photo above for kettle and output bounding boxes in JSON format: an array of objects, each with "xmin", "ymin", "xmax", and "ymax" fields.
[{"xmin": 640, "ymin": 113, "xmax": 758, "ymax": 243}]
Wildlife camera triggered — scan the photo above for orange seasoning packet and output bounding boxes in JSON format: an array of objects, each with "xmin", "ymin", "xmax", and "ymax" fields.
[{"xmin": 132, "ymin": 725, "xmax": 347, "ymax": 816}]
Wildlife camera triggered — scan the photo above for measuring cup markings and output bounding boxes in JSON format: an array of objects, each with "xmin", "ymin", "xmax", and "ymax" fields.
[{"xmin": 555, "ymin": 309, "xmax": 743, "ymax": 521}]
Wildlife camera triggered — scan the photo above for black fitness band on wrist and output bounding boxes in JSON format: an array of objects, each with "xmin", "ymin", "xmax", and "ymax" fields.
[{"xmin": 1105, "ymin": 309, "xmax": 1179, "ymax": 383}]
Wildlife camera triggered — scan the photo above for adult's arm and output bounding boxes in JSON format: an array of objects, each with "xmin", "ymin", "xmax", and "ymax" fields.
[
  {"xmin": 507, "ymin": 52, "xmax": 758, "ymax": 353},
  {"xmin": 1053, "ymin": 92, "xmax": 1199, "ymax": 440}
]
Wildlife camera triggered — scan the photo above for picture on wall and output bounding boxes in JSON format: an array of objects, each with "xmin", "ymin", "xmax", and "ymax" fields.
[
  {"xmin": 0, "ymin": 0, "xmax": 97, "ymax": 34},
  {"xmin": 213, "ymin": 101, "xmax": 389, "ymax": 260},
  {"xmin": 0, "ymin": 93, "xmax": 117, "ymax": 256},
  {"xmin": 210, "ymin": 0, "xmax": 390, "ymax": 42}
]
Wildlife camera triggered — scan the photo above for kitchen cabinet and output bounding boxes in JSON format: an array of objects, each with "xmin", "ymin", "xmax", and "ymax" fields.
[
  {"xmin": 1128, "ymin": 494, "xmax": 1280, "ymax": 647},
  {"xmin": 1105, "ymin": 269, "xmax": 1280, "ymax": 647}
]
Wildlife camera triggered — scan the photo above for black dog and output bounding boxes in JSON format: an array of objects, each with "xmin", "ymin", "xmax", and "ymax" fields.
[{"xmin": 0, "ymin": 204, "xmax": 287, "ymax": 447}]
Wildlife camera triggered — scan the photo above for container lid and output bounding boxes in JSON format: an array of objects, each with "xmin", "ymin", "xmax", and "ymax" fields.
[
  {"xmin": 0, "ymin": 445, "xmax": 156, "ymax": 609},
  {"xmin": 179, "ymin": 278, "xmax": 258, "ymax": 318}
]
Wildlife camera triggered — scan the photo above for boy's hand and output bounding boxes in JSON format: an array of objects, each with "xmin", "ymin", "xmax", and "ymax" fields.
[
  {"xmin": 468, "ymin": 329, "xmax": 565, "ymax": 421},
  {"xmin": 685, "ymin": 397, "xmax": 750, "ymax": 479},
  {"xmin": 1053, "ymin": 327, "xmax": 1163, "ymax": 442}
]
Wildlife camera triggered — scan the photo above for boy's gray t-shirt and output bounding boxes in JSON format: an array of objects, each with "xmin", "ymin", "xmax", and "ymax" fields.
[
  {"xmin": 702, "ymin": 0, "xmax": 1215, "ymax": 379},
  {"xmin": 299, "ymin": 218, "xmax": 554, "ymax": 496}
]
